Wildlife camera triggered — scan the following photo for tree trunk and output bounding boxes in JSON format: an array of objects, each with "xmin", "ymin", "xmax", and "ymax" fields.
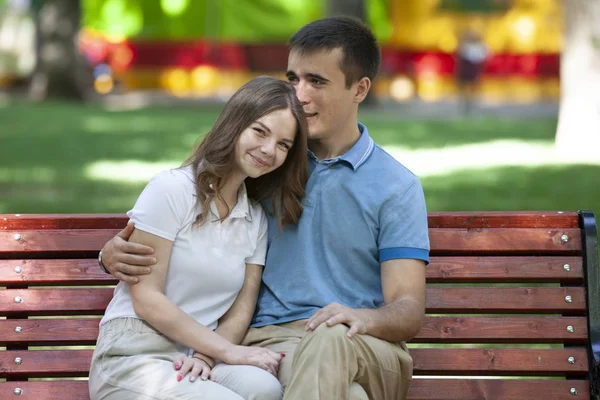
[
  {"xmin": 555, "ymin": 0, "xmax": 600, "ymax": 161},
  {"xmin": 327, "ymin": 0, "xmax": 365, "ymax": 18},
  {"xmin": 29, "ymin": 0, "xmax": 88, "ymax": 101}
]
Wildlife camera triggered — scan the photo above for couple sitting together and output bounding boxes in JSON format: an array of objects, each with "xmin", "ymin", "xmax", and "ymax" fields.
[{"xmin": 89, "ymin": 16, "xmax": 430, "ymax": 400}]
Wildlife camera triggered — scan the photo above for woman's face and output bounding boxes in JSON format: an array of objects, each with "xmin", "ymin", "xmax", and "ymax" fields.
[{"xmin": 234, "ymin": 108, "xmax": 297, "ymax": 179}]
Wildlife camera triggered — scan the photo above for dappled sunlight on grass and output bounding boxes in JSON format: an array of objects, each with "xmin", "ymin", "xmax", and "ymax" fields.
[
  {"xmin": 0, "ymin": 101, "xmax": 596, "ymax": 214},
  {"xmin": 384, "ymin": 139, "xmax": 600, "ymax": 178},
  {"xmin": 360, "ymin": 114, "xmax": 558, "ymax": 149},
  {"xmin": 85, "ymin": 160, "xmax": 180, "ymax": 183},
  {"xmin": 421, "ymin": 164, "xmax": 600, "ymax": 212}
]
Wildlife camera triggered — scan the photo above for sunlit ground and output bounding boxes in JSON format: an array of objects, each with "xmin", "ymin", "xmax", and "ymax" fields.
[{"xmin": 0, "ymin": 101, "xmax": 599, "ymax": 214}]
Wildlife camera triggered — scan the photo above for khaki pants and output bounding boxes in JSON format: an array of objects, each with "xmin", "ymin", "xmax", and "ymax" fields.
[
  {"xmin": 243, "ymin": 319, "xmax": 412, "ymax": 400},
  {"xmin": 89, "ymin": 318, "xmax": 282, "ymax": 400}
]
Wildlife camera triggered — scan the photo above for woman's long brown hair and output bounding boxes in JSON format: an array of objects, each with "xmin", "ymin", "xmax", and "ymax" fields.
[{"xmin": 182, "ymin": 76, "xmax": 308, "ymax": 227}]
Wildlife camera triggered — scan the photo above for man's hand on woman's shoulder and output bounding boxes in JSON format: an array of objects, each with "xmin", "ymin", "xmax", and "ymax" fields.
[{"xmin": 101, "ymin": 221, "xmax": 157, "ymax": 284}]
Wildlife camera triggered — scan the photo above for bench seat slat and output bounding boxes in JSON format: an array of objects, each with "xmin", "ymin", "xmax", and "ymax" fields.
[
  {"xmin": 0, "ymin": 381, "xmax": 90, "ymax": 400},
  {"xmin": 0, "ymin": 316, "xmax": 588, "ymax": 345},
  {"xmin": 0, "ymin": 228, "xmax": 582, "ymax": 255},
  {"xmin": 0, "ymin": 259, "xmax": 116, "ymax": 285},
  {"xmin": 0, "ymin": 257, "xmax": 584, "ymax": 286},
  {"xmin": 408, "ymin": 378, "xmax": 590, "ymax": 399},
  {"xmin": 1, "ymin": 212, "xmax": 580, "ymax": 230},
  {"xmin": 0, "ymin": 289, "xmax": 112, "ymax": 315},
  {"xmin": 414, "ymin": 316, "xmax": 588, "ymax": 343},
  {"xmin": 411, "ymin": 348, "xmax": 589, "ymax": 376},
  {"xmin": 429, "ymin": 228, "xmax": 581, "ymax": 254},
  {"xmin": 426, "ymin": 256, "xmax": 583, "ymax": 283},
  {"xmin": 0, "ymin": 287, "xmax": 587, "ymax": 315},
  {"xmin": 0, "ymin": 349, "xmax": 588, "ymax": 377},
  {"xmin": 0, "ymin": 379, "xmax": 589, "ymax": 400},
  {"xmin": 426, "ymin": 287, "xmax": 586, "ymax": 314}
]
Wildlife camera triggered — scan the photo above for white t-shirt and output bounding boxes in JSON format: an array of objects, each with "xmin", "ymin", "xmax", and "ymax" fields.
[{"xmin": 101, "ymin": 166, "xmax": 268, "ymax": 330}]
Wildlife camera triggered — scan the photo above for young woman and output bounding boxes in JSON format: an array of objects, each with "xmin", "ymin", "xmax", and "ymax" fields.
[{"xmin": 89, "ymin": 76, "xmax": 308, "ymax": 400}]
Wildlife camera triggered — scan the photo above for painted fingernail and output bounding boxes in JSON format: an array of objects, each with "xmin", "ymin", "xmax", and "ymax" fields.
[
  {"xmin": 177, "ymin": 375, "xmax": 182, "ymax": 382},
  {"xmin": 280, "ymin": 353, "xmax": 286, "ymax": 358},
  {"xmin": 190, "ymin": 377, "xmax": 196, "ymax": 382},
  {"xmin": 174, "ymin": 363, "xmax": 180, "ymax": 370}
]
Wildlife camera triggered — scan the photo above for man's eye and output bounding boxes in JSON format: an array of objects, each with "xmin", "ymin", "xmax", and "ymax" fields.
[{"xmin": 287, "ymin": 76, "xmax": 298, "ymax": 82}]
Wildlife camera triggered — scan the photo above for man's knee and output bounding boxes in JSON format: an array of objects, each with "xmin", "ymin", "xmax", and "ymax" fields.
[{"xmin": 309, "ymin": 323, "xmax": 349, "ymax": 344}]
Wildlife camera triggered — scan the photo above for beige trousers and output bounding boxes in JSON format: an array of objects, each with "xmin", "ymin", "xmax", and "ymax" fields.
[
  {"xmin": 243, "ymin": 319, "xmax": 412, "ymax": 400},
  {"xmin": 89, "ymin": 318, "xmax": 282, "ymax": 400}
]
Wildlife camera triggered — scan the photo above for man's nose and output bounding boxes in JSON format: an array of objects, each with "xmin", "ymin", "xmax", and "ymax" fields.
[{"xmin": 294, "ymin": 81, "xmax": 310, "ymax": 105}]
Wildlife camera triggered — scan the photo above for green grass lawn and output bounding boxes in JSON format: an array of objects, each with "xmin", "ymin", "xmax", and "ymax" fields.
[{"xmin": 1, "ymin": 100, "xmax": 599, "ymax": 215}]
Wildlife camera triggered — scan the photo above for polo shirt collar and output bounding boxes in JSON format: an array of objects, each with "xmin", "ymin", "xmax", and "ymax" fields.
[
  {"xmin": 209, "ymin": 182, "xmax": 252, "ymax": 221},
  {"xmin": 338, "ymin": 123, "xmax": 375, "ymax": 170},
  {"xmin": 307, "ymin": 123, "xmax": 375, "ymax": 170}
]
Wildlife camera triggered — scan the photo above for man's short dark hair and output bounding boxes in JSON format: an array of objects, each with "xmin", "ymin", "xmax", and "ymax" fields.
[{"xmin": 289, "ymin": 16, "xmax": 381, "ymax": 89}]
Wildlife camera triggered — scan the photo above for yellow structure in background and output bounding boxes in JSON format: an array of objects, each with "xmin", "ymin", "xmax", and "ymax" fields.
[{"xmin": 387, "ymin": 0, "xmax": 562, "ymax": 103}]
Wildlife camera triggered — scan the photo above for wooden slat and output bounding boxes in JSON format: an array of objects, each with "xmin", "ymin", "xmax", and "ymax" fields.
[
  {"xmin": 0, "ymin": 257, "xmax": 583, "ymax": 286},
  {"xmin": 0, "ymin": 230, "xmax": 119, "ymax": 254},
  {"xmin": 0, "ymin": 319, "xmax": 100, "ymax": 346},
  {"xmin": 0, "ymin": 379, "xmax": 591, "ymax": 400},
  {"xmin": 0, "ymin": 316, "xmax": 588, "ymax": 346},
  {"xmin": 407, "ymin": 379, "xmax": 590, "ymax": 400},
  {"xmin": 0, "ymin": 381, "xmax": 90, "ymax": 400},
  {"xmin": 0, "ymin": 289, "xmax": 112, "ymax": 316},
  {"xmin": 0, "ymin": 348, "xmax": 588, "ymax": 377},
  {"xmin": 427, "ymin": 211, "xmax": 579, "ymax": 229},
  {"xmin": 0, "ymin": 259, "xmax": 116, "ymax": 285},
  {"xmin": 429, "ymin": 229, "xmax": 581, "ymax": 255},
  {"xmin": 411, "ymin": 348, "xmax": 589, "ymax": 376},
  {"xmin": 426, "ymin": 256, "xmax": 583, "ymax": 283},
  {"xmin": 0, "ymin": 287, "xmax": 586, "ymax": 315},
  {"xmin": 0, "ymin": 214, "xmax": 127, "ymax": 230},
  {"xmin": 426, "ymin": 287, "xmax": 586, "ymax": 314},
  {"xmin": 1, "ymin": 212, "xmax": 580, "ymax": 230},
  {"xmin": 413, "ymin": 316, "xmax": 588, "ymax": 343},
  {"xmin": 0, "ymin": 228, "xmax": 582, "ymax": 255},
  {"xmin": 0, "ymin": 350, "xmax": 92, "ymax": 377}
]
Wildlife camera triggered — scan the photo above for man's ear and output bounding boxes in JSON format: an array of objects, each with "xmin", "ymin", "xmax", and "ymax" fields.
[{"xmin": 353, "ymin": 77, "xmax": 371, "ymax": 104}]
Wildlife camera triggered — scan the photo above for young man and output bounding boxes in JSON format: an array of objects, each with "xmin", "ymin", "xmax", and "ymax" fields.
[{"xmin": 99, "ymin": 17, "xmax": 429, "ymax": 400}]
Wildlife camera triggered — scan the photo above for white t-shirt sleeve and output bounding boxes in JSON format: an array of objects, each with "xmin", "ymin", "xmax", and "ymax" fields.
[
  {"xmin": 245, "ymin": 208, "xmax": 268, "ymax": 266},
  {"xmin": 126, "ymin": 170, "xmax": 194, "ymax": 241}
]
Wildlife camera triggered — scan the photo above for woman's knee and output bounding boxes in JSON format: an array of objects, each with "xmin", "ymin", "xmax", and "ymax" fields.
[{"xmin": 213, "ymin": 365, "xmax": 282, "ymax": 400}]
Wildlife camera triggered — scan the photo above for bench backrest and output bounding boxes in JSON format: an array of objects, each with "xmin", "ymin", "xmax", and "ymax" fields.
[{"xmin": 1, "ymin": 212, "xmax": 599, "ymax": 400}]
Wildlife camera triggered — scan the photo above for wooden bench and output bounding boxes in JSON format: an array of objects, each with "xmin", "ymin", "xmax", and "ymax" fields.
[{"xmin": 1, "ymin": 211, "xmax": 599, "ymax": 399}]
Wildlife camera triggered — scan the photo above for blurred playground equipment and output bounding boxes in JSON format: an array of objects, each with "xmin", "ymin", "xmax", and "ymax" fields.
[{"xmin": 0, "ymin": 0, "xmax": 563, "ymax": 103}]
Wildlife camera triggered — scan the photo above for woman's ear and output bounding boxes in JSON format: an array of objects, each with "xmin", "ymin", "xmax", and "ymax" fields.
[{"xmin": 353, "ymin": 77, "xmax": 371, "ymax": 104}]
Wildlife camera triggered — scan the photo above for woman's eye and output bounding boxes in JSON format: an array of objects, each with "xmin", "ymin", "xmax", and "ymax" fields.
[
  {"xmin": 254, "ymin": 128, "xmax": 266, "ymax": 136},
  {"xmin": 278, "ymin": 142, "xmax": 290, "ymax": 151}
]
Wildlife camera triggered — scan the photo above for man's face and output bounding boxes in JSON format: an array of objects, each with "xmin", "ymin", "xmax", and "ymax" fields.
[{"xmin": 286, "ymin": 48, "xmax": 356, "ymax": 140}]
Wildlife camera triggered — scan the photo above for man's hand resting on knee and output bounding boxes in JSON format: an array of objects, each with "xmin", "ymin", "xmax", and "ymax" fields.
[{"xmin": 100, "ymin": 222, "xmax": 156, "ymax": 284}]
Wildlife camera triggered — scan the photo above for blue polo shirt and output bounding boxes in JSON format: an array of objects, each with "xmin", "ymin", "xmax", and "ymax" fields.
[{"xmin": 251, "ymin": 123, "xmax": 430, "ymax": 327}]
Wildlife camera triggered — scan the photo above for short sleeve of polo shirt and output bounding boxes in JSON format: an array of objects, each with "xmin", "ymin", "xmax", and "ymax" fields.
[
  {"xmin": 245, "ymin": 208, "xmax": 268, "ymax": 266},
  {"xmin": 378, "ymin": 178, "xmax": 430, "ymax": 264},
  {"xmin": 126, "ymin": 170, "xmax": 193, "ymax": 241}
]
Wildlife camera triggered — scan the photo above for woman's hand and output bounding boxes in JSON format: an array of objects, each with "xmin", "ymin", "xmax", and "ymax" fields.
[
  {"xmin": 173, "ymin": 353, "xmax": 212, "ymax": 382},
  {"xmin": 222, "ymin": 345, "xmax": 283, "ymax": 376}
]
